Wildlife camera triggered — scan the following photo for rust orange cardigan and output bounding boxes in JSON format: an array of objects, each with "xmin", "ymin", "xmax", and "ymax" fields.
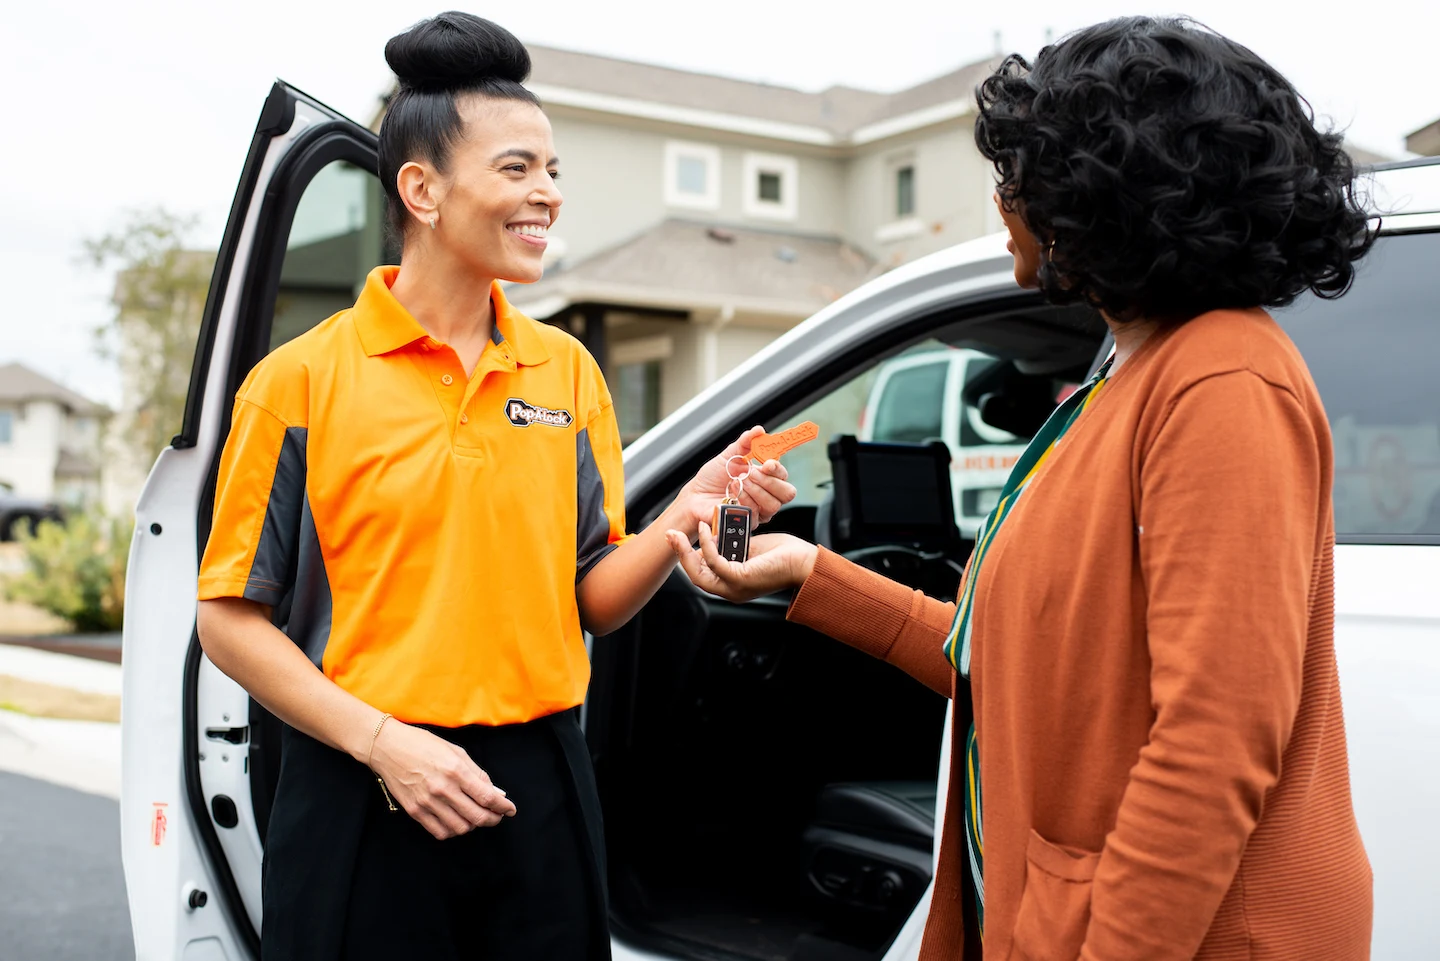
[{"xmin": 788, "ymin": 310, "xmax": 1372, "ymax": 960}]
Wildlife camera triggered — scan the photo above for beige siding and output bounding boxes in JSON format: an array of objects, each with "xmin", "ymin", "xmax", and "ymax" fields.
[
  {"xmin": 844, "ymin": 120, "xmax": 995, "ymax": 263},
  {"xmin": 547, "ymin": 113, "xmax": 850, "ymax": 272},
  {"xmin": 547, "ymin": 116, "xmax": 672, "ymax": 267}
]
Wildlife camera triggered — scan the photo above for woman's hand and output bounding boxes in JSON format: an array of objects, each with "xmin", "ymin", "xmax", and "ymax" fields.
[
  {"xmin": 665, "ymin": 528, "xmax": 819, "ymax": 603},
  {"xmin": 670, "ymin": 426, "xmax": 797, "ymax": 538},
  {"xmin": 368, "ymin": 719, "xmax": 517, "ymax": 840}
]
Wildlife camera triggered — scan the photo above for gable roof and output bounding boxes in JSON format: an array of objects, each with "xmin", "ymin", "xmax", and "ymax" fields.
[
  {"xmin": 506, "ymin": 219, "xmax": 878, "ymax": 321},
  {"xmin": 0, "ymin": 363, "xmax": 107, "ymax": 416},
  {"xmin": 375, "ymin": 45, "xmax": 998, "ymax": 146},
  {"xmin": 526, "ymin": 45, "xmax": 900, "ymax": 137},
  {"xmin": 528, "ymin": 45, "xmax": 998, "ymax": 144}
]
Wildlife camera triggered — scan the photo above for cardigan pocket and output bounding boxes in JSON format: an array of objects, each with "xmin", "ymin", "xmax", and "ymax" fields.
[{"xmin": 1006, "ymin": 829, "xmax": 1103, "ymax": 961}]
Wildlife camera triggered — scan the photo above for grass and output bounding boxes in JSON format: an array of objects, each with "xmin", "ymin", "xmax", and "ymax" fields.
[{"xmin": 0, "ymin": 675, "xmax": 121, "ymax": 723}]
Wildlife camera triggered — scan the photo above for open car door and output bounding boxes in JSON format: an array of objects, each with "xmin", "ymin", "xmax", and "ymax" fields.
[{"xmin": 121, "ymin": 81, "xmax": 385, "ymax": 961}]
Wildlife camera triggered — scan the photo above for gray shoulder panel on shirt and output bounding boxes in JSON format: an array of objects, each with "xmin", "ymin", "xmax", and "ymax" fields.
[
  {"xmin": 243, "ymin": 426, "xmax": 307, "ymax": 606},
  {"xmin": 284, "ymin": 492, "xmax": 334, "ymax": 669},
  {"xmin": 576, "ymin": 427, "xmax": 618, "ymax": 583},
  {"xmin": 239, "ymin": 426, "xmax": 332, "ymax": 666}
]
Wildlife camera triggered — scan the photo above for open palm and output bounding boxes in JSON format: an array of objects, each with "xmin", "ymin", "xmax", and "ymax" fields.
[{"xmin": 665, "ymin": 530, "xmax": 817, "ymax": 603}]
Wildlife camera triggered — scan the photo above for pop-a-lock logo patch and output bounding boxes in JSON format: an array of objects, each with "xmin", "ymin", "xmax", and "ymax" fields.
[{"xmin": 505, "ymin": 397, "xmax": 574, "ymax": 428}]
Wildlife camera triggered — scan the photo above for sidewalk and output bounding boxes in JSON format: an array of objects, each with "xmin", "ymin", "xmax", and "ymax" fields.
[{"xmin": 0, "ymin": 644, "xmax": 122, "ymax": 798}]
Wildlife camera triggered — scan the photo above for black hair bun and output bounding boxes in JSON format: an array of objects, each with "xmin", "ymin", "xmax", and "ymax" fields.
[{"xmin": 385, "ymin": 11, "xmax": 531, "ymax": 92}]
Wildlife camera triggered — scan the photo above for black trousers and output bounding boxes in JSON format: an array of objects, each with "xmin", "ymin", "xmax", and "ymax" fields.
[{"xmin": 261, "ymin": 710, "xmax": 609, "ymax": 961}]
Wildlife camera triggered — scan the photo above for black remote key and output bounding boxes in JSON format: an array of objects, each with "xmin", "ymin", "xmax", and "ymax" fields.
[{"xmin": 714, "ymin": 504, "xmax": 753, "ymax": 563}]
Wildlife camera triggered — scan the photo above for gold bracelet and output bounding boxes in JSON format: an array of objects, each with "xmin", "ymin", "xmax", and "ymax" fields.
[
  {"xmin": 367, "ymin": 713, "xmax": 398, "ymax": 812},
  {"xmin": 367, "ymin": 712, "xmax": 393, "ymax": 767}
]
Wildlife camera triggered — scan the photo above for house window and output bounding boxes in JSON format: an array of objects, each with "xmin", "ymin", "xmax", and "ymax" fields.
[
  {"xmin": 758, "ymin": 172, "xmax": 783, "ymax": 203},
  {"xmin": 611, "ymin": 334, "xmax": 674, "ymax": 445},
  {"xmin": 676, "ymin": 156, "xmax": 709, "ymax": 195},
  {"xmin": 742, "ymin": 152, "xmax": 798, "ymax": 221},
  {"xmin": 874, "ymin": 153, "xmax": 924, "ymax": 243},
  {"xmin": 896, "ymin": 165, "xmax": 916, "ymax": 218},
  {"xmin": 615, "ymin": 361, "xmax": 662, "ymax": 445},
  {"xmin": 664, "ymin": 141, "xmax": 721, "ymax": 210},
  {"xmin": 0, "ymin": 410, "xmax": 12, "ymax": 445}
]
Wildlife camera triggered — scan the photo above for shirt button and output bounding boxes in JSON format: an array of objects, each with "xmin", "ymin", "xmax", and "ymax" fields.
[
  {"xmin": 460, "ymin": 413, "xmax": 469, "ymax": 424},
  {"xmin": 441, "ymin": 374, "xmax": 454, "ymax": 386}
]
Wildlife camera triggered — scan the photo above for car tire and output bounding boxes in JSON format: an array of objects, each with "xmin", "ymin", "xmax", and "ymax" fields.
[{"xmin": 2, "ymin": 513, "xmax": 39, "ymax": 541}]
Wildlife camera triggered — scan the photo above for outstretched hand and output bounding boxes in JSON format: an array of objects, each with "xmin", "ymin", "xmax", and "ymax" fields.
[{"xmin": 665, "ymin": 527, "xmax": 818, "ymax": 603}]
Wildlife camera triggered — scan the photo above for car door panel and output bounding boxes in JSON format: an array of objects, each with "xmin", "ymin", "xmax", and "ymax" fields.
[
  {"xmin": 1333, "ymin": 545, "xmax": 1440, "ymax": 956},
  {"xmin": 123, "ymin": 82, "xmax": 377, "ymax": 961}
]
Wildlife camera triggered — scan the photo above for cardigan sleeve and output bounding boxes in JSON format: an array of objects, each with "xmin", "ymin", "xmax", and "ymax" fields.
[
  {"xmin": 1080, "ymin": 370, "xmax": 1322, "ymax": 961},
  {"xmin": 786, "ymin": 546, "xmax": 957, "ymax": 697}
]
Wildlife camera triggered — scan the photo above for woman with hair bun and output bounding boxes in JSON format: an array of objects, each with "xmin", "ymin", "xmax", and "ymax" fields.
[
  {"xmin": 670, "ymin": 16, "xmax": 1374, "ymax": 960},
  {"xmin": 194, "ymin": 11, "xmax": 794, "ymax": 960}
]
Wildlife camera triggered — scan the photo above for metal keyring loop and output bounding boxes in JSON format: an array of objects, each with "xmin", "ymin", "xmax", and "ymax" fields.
[{"xmin": 725, "ymin": 455, "xmax": 752, "ymax": 481}]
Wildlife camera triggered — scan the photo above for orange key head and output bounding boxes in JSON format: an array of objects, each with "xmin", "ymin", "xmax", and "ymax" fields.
[{"xmin": 750, "ymin": 421, "xmax": 820, "ymax": 462}]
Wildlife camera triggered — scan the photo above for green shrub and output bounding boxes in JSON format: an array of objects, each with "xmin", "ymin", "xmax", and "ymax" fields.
[{"xmin": 4, "ymin": 513, "xmax": 131, "ymax": 633}]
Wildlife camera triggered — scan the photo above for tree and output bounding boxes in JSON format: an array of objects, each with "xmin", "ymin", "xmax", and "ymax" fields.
[{"xmin": 84, "ymin": 211, "xmax": 214, "ymax": 468}]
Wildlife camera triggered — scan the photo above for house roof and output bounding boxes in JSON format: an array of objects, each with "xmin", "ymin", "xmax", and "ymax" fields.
[
  {"xmin": 1406, "ymin": 118, "xmax": 1440, "ymax": 157},
  {"xmin": 54, "ymin": 449, "xmax": 100, "ymax": 478},
  {"xmin": 375, "ymin": 45, "xmax": 998, "ymax": 145},
  {"xmin": 505, "ymin": 219, "xmax": 878, "ymax": 321},
  {"xmin": 1345, "ymin": 141, "xmax": 1396, "ymax": 167},
  {"xmin": 0, "ymin": 363, "xmax": 107, "ymax": 416},
  {"xmin": 527, "ymin": 45, "xmax": 903, "ymax": 137}
]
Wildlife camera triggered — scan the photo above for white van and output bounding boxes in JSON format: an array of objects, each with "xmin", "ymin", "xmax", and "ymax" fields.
[
  {"xmin": 121, "ymin": 82, "xmax": 1440, "ymax": 960},
  {"xmin": 861, "ymin": 349, "xmax": 1036, "ymax": 536}
]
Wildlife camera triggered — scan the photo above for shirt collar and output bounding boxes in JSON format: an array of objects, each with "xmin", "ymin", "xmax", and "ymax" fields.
[{"xmin": 353, "ymin": 266, "xmax": 550, "ymax": 366}]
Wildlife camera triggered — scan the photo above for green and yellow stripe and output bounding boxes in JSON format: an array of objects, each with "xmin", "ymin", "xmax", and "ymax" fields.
[{"xmin": 943, "ymin": 357, "xmax": 1111, "ymax": 937}]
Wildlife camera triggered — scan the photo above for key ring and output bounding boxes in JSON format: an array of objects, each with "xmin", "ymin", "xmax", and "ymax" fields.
[{"xmin": 725, "ymin": 455, "xmax": 751, "ymax": 503}]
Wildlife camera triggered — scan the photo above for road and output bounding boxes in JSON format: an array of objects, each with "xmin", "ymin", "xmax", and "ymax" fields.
[{"xmin": 0, "ymin": 770, "xmax": 134, "ymax": 961}]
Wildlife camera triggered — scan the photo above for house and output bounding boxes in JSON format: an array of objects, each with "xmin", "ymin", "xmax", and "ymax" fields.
[
  {"xmin": 374, "ymin": 47, "xmax": 1005, "ymax": 441},
  {"xmin": 0, "ymin": 363, "xmax": 108, "ymax": 506},
  {"xmin": 1407, "ymin": 118, "xmax": 1440, "ymax": 156}
]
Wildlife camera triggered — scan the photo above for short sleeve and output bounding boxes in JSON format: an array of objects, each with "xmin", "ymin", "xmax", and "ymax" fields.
[
  {"xmin": 197, "ymin": 395, "xmax": 308, "ymax": 606},
  {"xmin": 574, "ymin": 374, "xmax": 633, "ymax": 583}
]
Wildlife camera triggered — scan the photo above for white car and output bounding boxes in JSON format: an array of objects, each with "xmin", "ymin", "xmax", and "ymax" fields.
[{"xmin": 121, "ymin": 82, "xmax": 1440, "ymax": 960}]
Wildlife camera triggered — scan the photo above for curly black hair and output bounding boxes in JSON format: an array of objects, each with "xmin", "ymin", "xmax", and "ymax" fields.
[{"xmin": 974, "ymin": 17, "xmax": 1374, "ymax": 320}]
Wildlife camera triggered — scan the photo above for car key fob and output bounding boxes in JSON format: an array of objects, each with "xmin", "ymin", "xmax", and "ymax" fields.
[{"xmin": 711, "ymin": 503, "xmax": 753, "ymax": 563}]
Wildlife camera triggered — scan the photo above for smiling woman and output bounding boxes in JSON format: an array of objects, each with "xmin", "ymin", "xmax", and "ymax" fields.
[
  {"xmin": 378, "ymin": 13, "xmax": 561, "ymax": 355},
  {"xmin": 190, "ymin": 10, "xmax": 795, "ymax": 961}
]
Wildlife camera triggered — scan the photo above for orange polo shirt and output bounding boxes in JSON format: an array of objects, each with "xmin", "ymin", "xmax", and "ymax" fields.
[{"xmin": 198, "ymin": 266, "xmax": 630, "ymax": 726}]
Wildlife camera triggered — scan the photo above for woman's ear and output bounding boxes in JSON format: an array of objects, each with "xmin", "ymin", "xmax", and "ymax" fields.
[{"xmin": 396, "ymin": 161, "xmax": 442, "ymax": 232}]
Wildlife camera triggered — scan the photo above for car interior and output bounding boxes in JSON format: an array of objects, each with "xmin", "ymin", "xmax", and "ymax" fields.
[{"xmin": 587, "ymin": 303, "xmax": 1106, "ymax": 961}]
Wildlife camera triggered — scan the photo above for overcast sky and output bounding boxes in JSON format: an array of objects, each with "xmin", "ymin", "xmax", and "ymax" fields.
[{"xmin": 4, "ymin": 0, "xmax": 1436, "ymax": 406}]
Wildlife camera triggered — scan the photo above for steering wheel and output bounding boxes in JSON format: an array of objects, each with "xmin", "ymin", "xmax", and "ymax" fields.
[{"xmin": 841, "ymin": 545, "xmax": 966, "ymax": 602}]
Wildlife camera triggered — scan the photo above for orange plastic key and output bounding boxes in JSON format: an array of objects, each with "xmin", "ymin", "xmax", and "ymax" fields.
[{"xmin": 750, "ymin": 421, "xmax": 820, "ymax": 462}]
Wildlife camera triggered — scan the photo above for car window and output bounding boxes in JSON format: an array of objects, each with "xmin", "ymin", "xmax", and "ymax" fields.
[
  {"xmin": 269, "ymin": 160, "xmax": 389, "ymax": 351},
  {"xmin": 770, "ymin": 340, "xmax": 1031, "ymax": 523},
  {"xmin": 1274, "ymin": 231, "xmax": 1440, "ymax": 539},
  {"xmin": 871, "ymin": 360, "xmax": 947, "ymax": 443},
  {"xmin": 769, "ymin": 340, "xmax": 940, "ymax": 508}
]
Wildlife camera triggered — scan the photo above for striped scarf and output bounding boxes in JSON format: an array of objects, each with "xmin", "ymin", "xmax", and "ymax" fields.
[{"xmin": 942, "ymin": 355, "xmax": 1113, "ymax": 935}]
